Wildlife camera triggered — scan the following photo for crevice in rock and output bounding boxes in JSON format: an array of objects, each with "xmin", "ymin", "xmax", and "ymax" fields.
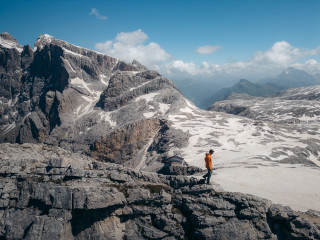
[
  {"xmin": 266, "ymin": 211, "xmax": 291, "ymax": 240},
  {"xmin": 62, "ymin": 175, "xmax": 82, "ymax": 181},
  {"xmin": 171, "ymin": 198, "xmax": 195, "ymax": 240},
  {"xmin": 22, "ymin": 221, "xmax": 34, "ymax": 239},
  {"xmin": 27, "ymin": 199, "xmax": 51, "ymax": 215}
]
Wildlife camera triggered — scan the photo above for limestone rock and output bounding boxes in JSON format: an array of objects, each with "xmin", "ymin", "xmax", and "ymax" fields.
[{"xmin": 0, "ymin": 143, "xmax": 319, "ymax": 239}]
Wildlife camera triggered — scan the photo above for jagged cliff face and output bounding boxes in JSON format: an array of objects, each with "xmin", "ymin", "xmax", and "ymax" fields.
[
  {"xmin": 0, "ymin": 33, "xmax": 187, "ymax": 171},
  {"xmin": 0, "ymin": 143, "xmax": 319, "ymax": 240}
]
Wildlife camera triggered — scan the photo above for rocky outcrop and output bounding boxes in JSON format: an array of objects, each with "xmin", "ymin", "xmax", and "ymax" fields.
[
  {"xmin": 0, "ymin": 143, "xmax": 319, "ymax": 240},
  {"xmin": 0, "ymin": 33, "xmax": 189, "ymax": 170},
  {"xmin": 89, "ymin": 119, "xmax": 163, "ymax": 168},
  {"xmin": 0, "ymin": 33, "xmax": 140, "ymax": 145},
  {"xmin": 97, "ymin": 70, "xmax": 176, "ymax": 111},
  {"xmin": 158, "ymin": 163, "xmax": 204, "ymax": 176}
]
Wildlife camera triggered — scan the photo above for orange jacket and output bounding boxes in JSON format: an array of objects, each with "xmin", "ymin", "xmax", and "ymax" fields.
[{"xmin": 205, "ymin": 153, "xmax": 212, "ymax": 170}]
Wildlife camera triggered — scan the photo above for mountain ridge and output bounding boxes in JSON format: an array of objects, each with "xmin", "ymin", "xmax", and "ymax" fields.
[
  {"xmin": 0, "ymin": 32, "xmax": 188, "ymax": 170},
  {"xmin": 1, "ymin": 32, "xmax": 320, "ymax": 214},
  {"xmin": 196, "ymin": 67, "xmax": 320, "ymax": 109}
]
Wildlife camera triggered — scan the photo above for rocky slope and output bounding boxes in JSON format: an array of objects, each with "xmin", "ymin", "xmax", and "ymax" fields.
[
  {"xmin": 0, "ymin": 32, "xmax": 188, "ymax": 170},
  {"xmin": 0, "ymin": 143, "xmax": 319, "ymax": 240},
  {"xmin": 1, "ymin": 33, "xmax": 320, "ymax": 213}
]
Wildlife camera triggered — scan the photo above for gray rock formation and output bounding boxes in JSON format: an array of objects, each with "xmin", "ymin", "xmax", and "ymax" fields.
[
  {"xmin": 0, "ymin": 143, "xmax": 319, "ymax": 240},
  {"xmin": 158, "ymin": 163, "xmax": 204, "ymax": 176},
  {"xmin": 0, "ymin": 33, "xmax": 188, "ymax": 171}
]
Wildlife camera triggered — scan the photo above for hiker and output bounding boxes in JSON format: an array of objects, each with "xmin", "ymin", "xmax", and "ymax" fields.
[{"xmin": 203, "ymin": 149, "xmax": 214, "ymax": 184}]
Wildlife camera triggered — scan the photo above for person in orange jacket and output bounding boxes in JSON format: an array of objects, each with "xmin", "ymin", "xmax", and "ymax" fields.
[{"xmin": 203, "ymin": 149, "xmax": 214, "ymax": 184}]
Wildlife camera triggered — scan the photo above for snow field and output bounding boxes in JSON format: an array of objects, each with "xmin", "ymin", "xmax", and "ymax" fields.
[
  {"xmin": 214, "ymin": 165, "xmax": 320, "ymax": 211},
  {"xmin": 167, "ymin": 106, "xmax": 320, "ymax": 211}
]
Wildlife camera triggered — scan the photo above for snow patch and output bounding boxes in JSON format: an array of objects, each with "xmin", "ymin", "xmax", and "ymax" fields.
[
  {"xmin": 63, "ymin": 59, "xmax": 76, "ymax": 73},
  {"xmin": 62, "ymin": 47, "xmax": 88, "ymax": 59},
  {"xmin": 111, "ymin": 59, "xmax": 119, "ymax": 71},
  {"xmin": 135, "ymin": 92, "xmax": 159, "ymax": 103},
  {"xmin": 70, "ymin": 78, "xmax": 103, "ymax": 120},
  {"xmin": 0, "ymin": 37, "xmax": 23, "ymax": 52},
  {"xmin": 185, "ymin": 99, "xmax": 197, "ymax": 109},
  {"xmin": 42, "ymin": 34, "xmax": 53, "ymax": 42},
  {"xmin": 129, "ymin": 81, "xmax": 149, "ymax": 91},
  {"xmin": 100, "ymin": 74, "xmax": 109, "ymax": 86},
  {"xmin": 70, "ymin": 77, "xmax": 93, "ymax": 94},
  {"xmin": 158, "ymin": 103, "xmax": 170, "ymax": 115},
  {"xmin": 143, "ymin": 112, "xmax": 156, "ymax": 118},
  {"xmin": 180, "ymin": 107, "xmax": 194, "ymax": 114},
  {"xmin": 98, "ymin": 111, "xmax": 117, "ymax": 127}
]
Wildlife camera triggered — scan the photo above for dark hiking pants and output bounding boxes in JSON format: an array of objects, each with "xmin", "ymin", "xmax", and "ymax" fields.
[{"xmin": 203, "ymin": 169, "xmax": 212, "ymax": 184}]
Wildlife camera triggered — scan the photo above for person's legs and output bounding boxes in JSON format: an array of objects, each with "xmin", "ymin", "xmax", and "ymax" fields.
[
  {"xmin": 207, "ymin": 169, "xmax": 212, "ymax": 184},
  {"xmin": 203, "ymin": 172, "xmax": 208, "ymax": 179}
]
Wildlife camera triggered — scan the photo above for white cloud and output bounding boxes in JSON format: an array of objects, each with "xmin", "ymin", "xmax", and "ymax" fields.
[
  {"xmin": 94, "ymin": 30, "xmax": 320, "ymax": 81},
  {"xmin": 89, "ymin": 8, "xmax": 108, "ymax": 20},
  {"xmin": 196, "ymin": 45, "xmax": 221, "ymax": 55},
  {"xmin": 160, "ymin": 41, "xmax": 320, "ymax": 80},
  {"xmin": 115, "ymin": 30, "xmax": 148, "ymax": 45},
  {"xmin": 253, "ymin": 41, "xmax": 305, "ymax": 65},
  {"xmin": 95, "ymin": 29, "xmax": 170, "ymax": 66},
  {"xmin": 161, "ymin": 60, "xmax": 221, "ymax": 77},
  {"xmin": 293, "ymin": 59, "xmax": 320, "ymax": 75}
]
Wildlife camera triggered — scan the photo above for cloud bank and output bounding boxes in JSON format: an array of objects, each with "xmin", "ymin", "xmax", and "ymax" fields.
[
  {"xmin": 95, "ymin": 29, "xmax": 170, "ymax": 66},
  {"xmin": 162, "ymin": 41, "xmax": 320, "ymax": 80},
  {"xmin": 95, "ymin": 30, "xmax": 320, "ymax": 81}
]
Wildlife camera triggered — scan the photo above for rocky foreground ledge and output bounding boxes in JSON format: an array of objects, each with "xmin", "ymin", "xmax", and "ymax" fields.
[{"xmin": 0, "ymin": 144, "xmax": 319, "ymax": 240}]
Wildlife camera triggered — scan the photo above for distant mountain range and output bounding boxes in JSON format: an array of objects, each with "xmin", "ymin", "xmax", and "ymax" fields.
[
  {"xmin": 172, "ymin": 78, "xmax": 226, "ymax": 107},
  {"xmin": 260, "ymin": 67, "xmax": 320, "ymax": 88},
  {"xmin": 199, "ymin": 68, "xmax": 320, "ymax": 109}
]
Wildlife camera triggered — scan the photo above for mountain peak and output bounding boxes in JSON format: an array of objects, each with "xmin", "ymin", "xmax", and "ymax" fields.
[
  {"xmin": 0, "ymin": 32, "xmax": 19, "ymax": 43},
  {"xmin": 283, "ymin": 67, "xmax": 300, "ymax": 75},
  {"xmin": 36, "ymin": 34, "xmax": 54, "ymax": 43},
  {"xmin": 132, "ymin": 59, "xmax": 147, "ymax": 71},
  {"xmin": 238, "ymin": 79, "xmax": 251, "ymax": 84},
  {"xmin": 0, "ymin": 32, "xmax": 23, "ymax": 52},
  {"xmin": 34, "ymin": 34, "xmax": 56, "ymax": 50}
]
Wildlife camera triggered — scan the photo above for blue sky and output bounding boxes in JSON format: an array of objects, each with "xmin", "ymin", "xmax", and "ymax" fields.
[{"xmin": 1, "ymin": 0, "xmax": 320, "ymax": 81}]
